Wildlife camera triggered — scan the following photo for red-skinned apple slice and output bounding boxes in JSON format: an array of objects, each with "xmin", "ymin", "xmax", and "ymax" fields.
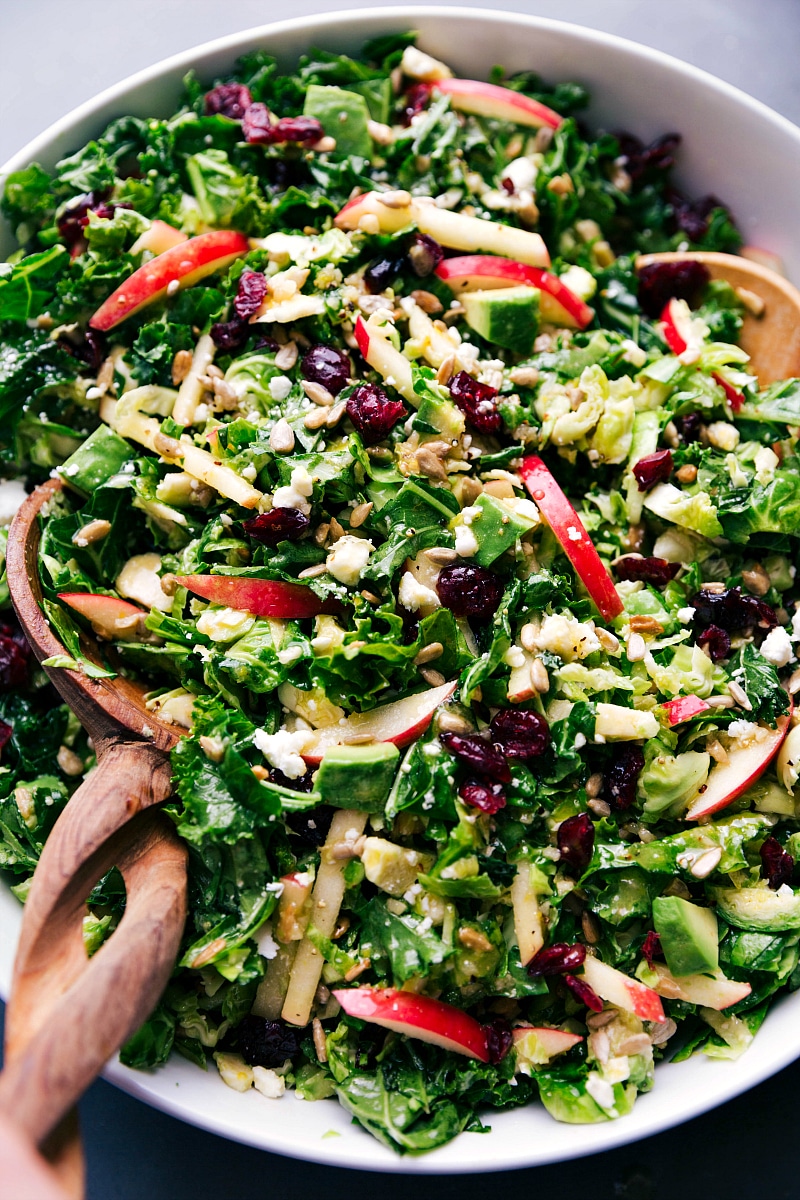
[
  {"xmin": 176, "ymin": 575, "xmax": 331, "ymax": 620},
  {"xmin": 512, "ymin": 1026, "xmax": 583, "ymax": 1066},
  {"xmin": 301, "ymin": 679, "xmax": 456, "ymax": 764},
  {"xmin": 685, "ymin": 706, "xmax": 792, "ymax": 821},
  {"xmin": 436, "ymin": 255, "xmax": 593, "ymax": 329},
  {"xmin": 581, "ymin": 956, "xmax": 665, "ymax": 1022},
  {"xmin": 90, "ymin": 230, "xmax": 249, "ymax": 331},
  {"xmin": 660, "ymin": 298, "xmax": 744, "ymax": 410},
  {"xmin": 354, "ymin": 315, "xmax": 416, "ymax": 403},
  {"xmin": 521, "ymin": 456, "xmax": 623, "ymax": 621},
  {"xmin": 130, "ymin": 219, "xmax": 188, "ymax": 257},
  {"xmin": 661, "ymin": 695, "xmax": 711, "ymax": 726},
  {"xmin": 335, "ymin": 191, "xmax": 550, "ymax": 267},
  {"xmin": 648, "ymin": 962, "xmax": 751, "ymax": 1010},
  {"xmin": 58, "ymin": 592, "xmax": 147, "ymax": 641},
  {"xmin": 434, "ymin": 78, "xmax": 563, "ymax": 131},
  {"xmin": 333, "ymin": 987, "xmax": 490, "ymax": 1061}
]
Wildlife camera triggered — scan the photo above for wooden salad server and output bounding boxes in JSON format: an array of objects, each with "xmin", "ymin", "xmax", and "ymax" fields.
[
  {"xmin": 0, "ymin": 478, "xmax": 188, "ymax": 1198},
  {"xmin": 635, "ymin": 249, "xmax": 800, "ymax": 383}
]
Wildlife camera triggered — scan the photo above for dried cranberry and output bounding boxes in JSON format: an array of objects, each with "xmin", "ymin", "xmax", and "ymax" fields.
[
  {"xmin": 210, "ymin": 317, "xmax": 248, "ymax": 351},
  {"xmin": 401, "ymin": 83, "xmax": 431, "ymax": 125},
  {"xmin": 237, "ymin": 1015, "xmax": 298, "ymax": 1067},
  {"xmin": 563, "ymin": 973, "xmax": 604, "ymax": 1012},
  {"xmin": 615, "ymin": 131, "xmax": 681, "ymax": 184},
  {"xmin": 459, "ymin": 778, "xmax": 506, "ymax": 814},
  {"xmin": 605, "ymin": 745, "xmax": 645, "ymax": 810},
  {"xmin": 485, "ymin": 1018, "xmax": 513, "ymax": 1064},
  {"xmin": 760, "ymin": 835, "xmax": 795, "ymax": 891},
  {"xmin": 440, "ymin": 732, "xmax": 511, "ymax": 784},
  {"xmin": 57, "ymin": 191, "xmax": 111, "ymax": 255},
  {"xmin": 0, "ymin": 627, "xmax": 28, "ymax": 690},
  {"xmin": 527, "ymin": 942, "xmax": 586, "ymax": 977},
  {"xmin": 204, "ymin": 83, "xmax": 253, "ymax": 121},
  {"xmin": 448, "ymin": 371, "xmax": 502, "ymax": 435},
  {"xmin": 242, "ymin": 102, "xmax": 275, "ymax": 144},
  {"xmin": 632, "ymin": 449, "xmax": 673, "ymax": 492},
  {"xmin": 667, "ymin": 189, "xmax": 728, "ymax": 243},
  {"xmin": 346, "ymin": 383, "xmax": 406, "ymax": 445},
  {"xmin": 614, "ymin": 556, "xmax": 679, "ymax": 587},
  {"xmin": 641, "ymin": 930, "xmax": 663, "ymax": 968},
  {"xmin": 557, "ymin": 813, "xmax": 595, "ymax": 876},
  {"xmin": 637, "ymin": 260, "xmax": 711, "ymax": 319},
  {"xmin": 500, "ymin": 176, "xmax": 516, "ymax": 195},
  {"xmin": 407, "ymin": 234, "xmax": 443, "ymax": 278},
  {"xmin": 301, "ymin": 345, "xmax": 351, "ymax": 395},
  {"xmin": 286, "ymin": 804, "xmax": 334, "ymax": 844},
  {"xmin": 490, "ymin": 709, "xmax": 550, "ymax": 759},
  {"xmin": 0, "ymin": 719, "xmax": 12, "ymax": 755},
  {"xmin": 435, "ymin": 564, "xmax": 504, "ymax": 622},
  {"xmin": 678, "ymin": 412, "xmax": 703, "ymax": 443},
  {"xmin": 696, "ymin": 624, "xmax": 731, "ymax": 662},
  {"xmin": 242, "ymin": 507, "xmax": 309, "ymax": 546},
  {"xmin": 691, "ymin": 587, "xmax": 777, "ymax": 633},
  {"xmin": 364, "ymin": 257, "xmax": 402, "ymax": 293},
  {"xmin": 273, "ymin": 116, "xmax": 324, "ymax": 145},
  {"xmin": 234, "ymin": 270, "xmax": 268, "ymax": 320}
]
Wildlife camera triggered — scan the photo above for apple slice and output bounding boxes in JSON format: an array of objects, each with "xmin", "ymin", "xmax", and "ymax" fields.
[
  {"xmin": 301, "ymin": 679, "xmax": 456, "ymax": 764},
  {"xmin": 90, "ymin": 230, "xmax": 249, "ymax": 331},
  {"xmin": 648, "ymin": 962, "xmax": 751, "ymax": 1011},
  {"xmin": 661, "ymin": 695, "xmax": 711, "ymax": 726},
  {"xmin": 435, "ymin": 78, "xmax": 563, "ymax": 131},
  {"xmin": 685, "ymin": 709, "xmax": 791, "ymax": 821},
  {"xmin": 512, "ymin": 1026, "xmax": 583, "ymax": 1068},
  {"xmin": 275, "ymin": 870, "xmax": 314, "ymax": 944},
  {"xmin": 354, "ymin": 315, "xmax": 416, "ymax": 404},
  {"xmin": 436, "ymin": 255, "xmax": 593, "ymax": 329},
  {"xmin": 333, "ymin": 986, "xmax": 490, "ymax": 1061},
  {"xmin": 58, "ymin": 592, "xmax": 149, "ymax": 642},
  {"xmin": 335, "ymin": 191, "xmax": 550, "ymax": 268},
  {"xmin": 659, "ymin": 298, "xmax": 744, "ymax": 410},
  {"xmin": 510, "ymin": 862, "xmax": 545, "ymax": 965},
  {"xmin": 521, "ymin": 456, "xmax": 623, "ymax": 621},
  {"xmin": 131, "ymin": 219, "xmax": 188, "ymax": 257},
  {"xmin": 176, "ymin": 574, "xmax": 330, "ymax": 620},
  {"xmin": 581, "ymin": 956, "xmax": 665, "ymax": 1022}
]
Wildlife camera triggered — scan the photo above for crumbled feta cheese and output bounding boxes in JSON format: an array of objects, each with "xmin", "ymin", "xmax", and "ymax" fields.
[
  {"xmin": 534, "ymin": 613, "xmax": 601, "ymax": 661},
  {"xmin": 268, "ymin": 375, "xmax": 293, "ymax": 402},
  {"xmin": 754, "ymin": 444, "xmax": 780, "ymax": 485},
  {"xmin": 277, "ymin": 645, "xmax": 303, "ymax": 666},
  {"xmin": 502, "ymin": 156, "xmax": 537, "ymax": 192},
  {"xmin": 705, "ymin": 421, "xmax": 740, "ymax": 452},
  {"xmin": 253, "ymin": 728, "xmax": 312, "ymax": 779},
  {"xmin": 398, "ymin": 570, "xmax": 441, "ymax": 613},
  {"xmin": 760, "ymin": 625, "xmax": 795, "ymax": 668},
  {"xmin": 727, "ymin": 719, "xmax": 758, "ymax": 744},
  {"xmin": 252, "ymin": 1066, "xmax": 286, "ymax": 1098},
  {"xmin": 676, "ymin": 606, "xmax": 695, "ymax": 624},
  {"xmin": 504, "ymin": 645, "xmax": 527, "ymax": 669},
  {"xmin": 559, "ymin": 264, "xmax": 597, "ymax": 302},
  {"xmin": 256, "ymin": 922, "xmax": 280, "ymax": 960},
  {"xmin": 460, "ymin": 505, "xmax": 481, "ymax": 525},
  {"xmin": 0, "ymin": 478, "xmax": 27, "ymax": 527},
  {"xmin": 620, "ymin": 339, "xmax": 647, "ymax": 367},
  {"xmin": 241, "ymin": 464, "xmax": 257, "ymax": 481},
  {"xmin": 273, "ymin": 464, "xmax": 314, "ymax": 515},
  {"xmin": 566, "ymin": 525, "xmax": 583, "ymax": 542},
  {"xmin": 196, "ymin": 606, "xmax": 255, "ymax": 643},
  {"xmin": 116, "ymin": 553, "xmax": 173, "ymax": 612},
  {"xmin": 454, "ymin": 524, "xmax": 479, "ymax": 557},
  {"xmin": 326, "ymin": 534, "xmax": 373, "ymax": 587},
  {"xmin": 585, "ymin": 1071, "xmax": 616, "ymax": 1113}
]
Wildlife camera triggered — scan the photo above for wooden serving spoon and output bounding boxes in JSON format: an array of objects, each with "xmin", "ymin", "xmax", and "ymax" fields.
[
  {"xmin": 0, "ymin": 478, "xmax": 188, "ymax": 1197},
  {"xmin": 635, "ymin": 249, "xmax": 800, "ymax": 384}
]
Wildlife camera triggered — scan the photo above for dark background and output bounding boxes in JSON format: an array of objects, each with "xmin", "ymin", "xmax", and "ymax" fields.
[{"xmin": 2, "ymin": 1, "xmax": 799, "ymax": 1196}]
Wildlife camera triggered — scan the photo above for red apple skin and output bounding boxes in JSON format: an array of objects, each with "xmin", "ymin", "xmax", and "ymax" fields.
[
  {"xmin": 333, "ymin": 987, "xmax": 491, "ymax": 1061},
  {"xmin": 435, "ymin": 255, "xmax": 593, "ymax": 329},
  {"xmin": 662, "ymin": 695, "xmax": 711, "ymax": 725},
  {"xmin": 58, "ymin": 592, "xmax": 145, "ymax": 640},
  {"xmin": 176, "ymin": 574, "xmax": 330, "ymax": 620},
  {"xmin": 511, "ymin": 1026, "xmax": 583, "ymax": 1061},
  {"xmin": 521, "ymin": 456, "xmax": 623, "ymax": 621},
  {"xmin": 581, "ymin": 956, "xmax": 665, "ymax": 1023},
  {"xmin": 685, "ymin": 707, "xmax": 792, "ymax": 821},
  {"xmin": 435, "ymin": 79, "xmax": 563, "ymax": 130},
  {"xmin": 354, "ymin": 314, "xmax": 371, "ymax": 359},
  {"xmin": 660, "ymin": 299, "xmax": 743, "ymax": 409},
  {"xmin": 90, "ymin": 230, "xmax": 250, "ymax": 331},
  {"xmin": 301, "ymin": 680, "xmax": 457, "ymax": 764}
]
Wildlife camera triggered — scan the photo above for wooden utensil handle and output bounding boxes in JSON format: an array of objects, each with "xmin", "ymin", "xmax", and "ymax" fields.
[{"xmin": 0, "ymin": 738, "xmax": 187, "ymax": 1147}]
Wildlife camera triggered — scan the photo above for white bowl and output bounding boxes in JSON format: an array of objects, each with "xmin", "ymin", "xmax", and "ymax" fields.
[{"xmin": 3, "ymin": 6, "xmax": 800, "ymax": 1174}]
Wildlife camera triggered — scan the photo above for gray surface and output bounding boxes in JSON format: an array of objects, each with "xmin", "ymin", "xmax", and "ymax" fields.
[{"xmin": 2, "ymin": 1, "xmax": 800, "ymax": 1197}]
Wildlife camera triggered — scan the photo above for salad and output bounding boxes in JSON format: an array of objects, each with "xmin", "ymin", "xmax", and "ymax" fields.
[{"xmin": 2, "ymin": 33, "xmax": 800, "ymax": 1155}]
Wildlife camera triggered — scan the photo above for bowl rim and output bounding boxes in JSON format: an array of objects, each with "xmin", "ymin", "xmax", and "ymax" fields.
[{"xmin": 3, "ymin": 4, "xmax": 800, "ymax": 1174}]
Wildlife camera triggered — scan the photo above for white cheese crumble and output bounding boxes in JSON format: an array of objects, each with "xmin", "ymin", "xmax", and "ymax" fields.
[
  {"xmin": 268, "ymin": 375, "xmax": 293, "ymax": 402},
  {"xmin": 585, "ymin": 1071, "xmax": 617, "ymax": 1113},
  {"xmin": 256, "ymin": 922, "xmax": 280, "ymax": 960},
  {"xmin": 620, "ymin": 339, "xmax": 647, "ymax": 367},
  {"xmin": 727, "ymin": 719, "xmax": 758, "ymax": 744},
  {"xmin": 502, "ymin": 156, "xmax": 537, "ymax": 192},
  {"xmin": 116, "ymin": 553, "xmax": 173, "ymax": 612},
  {"xmin": 754, "ymin": 445, "xmax": 780, "ymax": 485},
  {"xmin": 273, "ymin": 464, "xmax": 314, "ymax": 515},
  {"xmin": 0, "ymin": 478, "xmax": 27, "ymax": 526},
  {"xmin": 253, "ymin": 1066, "xmax": 286, "ymax": 1098},
  {"xmin": 326, "ymin": 535, "xmax": 373, "ymax": 587},
  {"xmin": 454, "ymin": 525, "xmax": 479, "ymax": 557},
  {"xmin": 676, "ymin": 606, "xmax": 695, "ymax": 624},
  {"xmin": 398, "ymin": 571, "xmax": 441, "ymax": 613},
  {"xmin": 253, "ymin": 728, "xmax": 312, "ymax": 779},
  {"xmin": 760, "ymin": 625, "xmax": 795, "ymax": 668},
  {"xmin": 534, "ymin": 613, "xmax": 601, "ymax": 661}
]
